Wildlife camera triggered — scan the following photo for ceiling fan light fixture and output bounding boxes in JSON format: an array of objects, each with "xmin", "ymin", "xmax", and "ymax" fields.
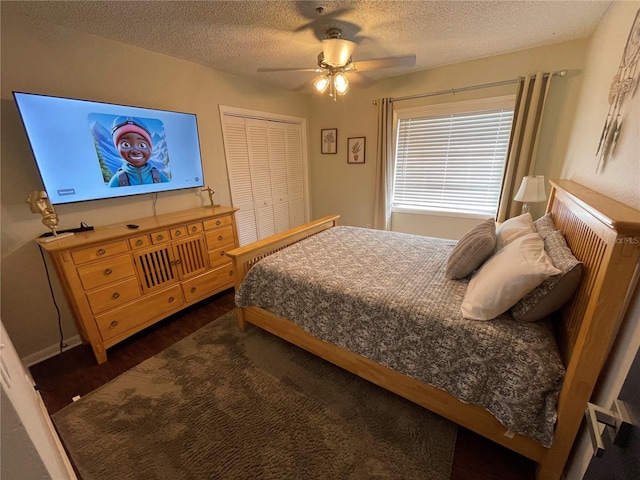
[
  {"xmin": 313, "ymin": 75, "xmax": 331, "ymax": 93},
  {"xmin": 321, "ymin": 38, "xmax": 356, "ymax": 66},
  {"xmin": 334, "ymin": 73, "xmax": 349, "ymax": 95}
]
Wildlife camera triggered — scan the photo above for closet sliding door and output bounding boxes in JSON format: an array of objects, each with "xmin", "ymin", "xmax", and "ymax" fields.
[
  {"xmin": 220, "ymin": 115, "xmax": 258, "ymax": 246},
  {"xmin": 246, "ymin": 119, "xmax": 275, "ymax": 239},
  {"xmin": 220, "ymin": 107, "xmax": 308, "ymax": 246}
]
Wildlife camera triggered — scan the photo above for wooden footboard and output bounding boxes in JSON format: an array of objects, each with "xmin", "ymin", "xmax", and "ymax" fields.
[
  {"xmin": 226, "ymin": 215, "xmax": 340, "ymax": 329},
  {"xmin": 225, "ymin": 183, "xmax": 640, "ymax": 480}
]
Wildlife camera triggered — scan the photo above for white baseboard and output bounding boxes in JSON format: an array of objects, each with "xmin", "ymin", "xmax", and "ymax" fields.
[{"xmin": 22, "ymin": 335, "xmax": 83, "ymax": 367}]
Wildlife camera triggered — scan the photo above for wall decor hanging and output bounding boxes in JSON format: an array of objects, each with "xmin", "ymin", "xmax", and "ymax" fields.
[
  {"xmin": 348, "ymin": 137, "xmax": 366, "ymax": 164},
  {"xmin": 321, "ymin": 128, "xmax": 337, "ymax": 154},
  {"xmin": 596, "ymin": 8, "xmax": 640, "ymax": 173}
]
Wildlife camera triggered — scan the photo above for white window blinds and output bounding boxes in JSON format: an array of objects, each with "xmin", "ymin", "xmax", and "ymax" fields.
[{"xmin": 393, "ymin": 100, "xmax": 514, "ymax": 216}]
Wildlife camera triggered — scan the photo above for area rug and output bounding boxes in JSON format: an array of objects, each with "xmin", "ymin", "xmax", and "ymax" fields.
[{"xmin": 52, "ymin": 310, "xmax": 457, "ymax": 479}]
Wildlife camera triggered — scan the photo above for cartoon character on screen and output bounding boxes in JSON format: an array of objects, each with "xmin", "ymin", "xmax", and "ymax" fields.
[{"xmin": 108, "ymin": 116, "xmax": 169, "ymax": 187}]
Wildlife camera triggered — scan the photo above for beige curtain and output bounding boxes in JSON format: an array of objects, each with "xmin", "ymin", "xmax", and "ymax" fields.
[
  {"xmin": 373, "ymin": 98, "xmax": 394, "ymax": 230},
  {"xmin": 497, "ymin": 72, "xmax": 554, "ymax": 221}
]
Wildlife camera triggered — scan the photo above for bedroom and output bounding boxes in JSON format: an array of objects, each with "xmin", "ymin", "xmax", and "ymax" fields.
[{"xmin": 1, "ymin": 1, "xmax": 639, "ymax": 479}]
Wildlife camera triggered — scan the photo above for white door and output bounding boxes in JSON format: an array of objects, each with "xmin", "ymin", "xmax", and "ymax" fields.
[
  {"xmin": 0, "ymin": 321, "xmax": 77, "ymax": 479},
  {"xmin": 246, "ymin": 118, "xmax": 276, "ymax": 239},
  {"xmin": 219, "ymin": 115, "xmax": 258, "ymax": 246},
  {"xmin": 220, "ymin": 107, "xmax": 309, "ymax": 245},
  {"xmin": 285, "ymin": 124, "xmax": 305, "ymax": 228}
]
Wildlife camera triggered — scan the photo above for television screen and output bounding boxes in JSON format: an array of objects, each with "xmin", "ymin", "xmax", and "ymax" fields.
[{"xmin": 13, "ymin": 92, "xmax": 205, "ymax": 204}]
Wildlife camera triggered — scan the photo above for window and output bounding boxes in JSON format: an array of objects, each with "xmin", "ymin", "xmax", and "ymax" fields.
[{"xmin": 393, "ymin": 96, "xmax": 515, "ymax": 217}]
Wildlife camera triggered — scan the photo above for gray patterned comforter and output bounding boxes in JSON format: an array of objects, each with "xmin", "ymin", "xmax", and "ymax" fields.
[{"xmin": 235, "ymin": 226, "xmax": 565, "ymax": 447}]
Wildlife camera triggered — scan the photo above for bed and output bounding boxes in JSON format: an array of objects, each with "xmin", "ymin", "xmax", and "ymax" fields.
[{"xmin": 226, "ymin": 180, "xmax": 640, "ymax": 480}]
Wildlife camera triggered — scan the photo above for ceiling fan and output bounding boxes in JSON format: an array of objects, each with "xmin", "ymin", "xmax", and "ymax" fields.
[{"xmin": 257, "ymin": 27, "xmax": 416, "ymax": 99}]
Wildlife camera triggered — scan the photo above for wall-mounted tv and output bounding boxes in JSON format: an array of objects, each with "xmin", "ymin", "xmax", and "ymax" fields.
[{"xmin": 13, "ymin": 92, "xmax": 205, "ymax": 205}]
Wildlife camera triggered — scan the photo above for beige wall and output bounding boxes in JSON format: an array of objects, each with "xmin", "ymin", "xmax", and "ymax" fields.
[
  {"xmin": 559, "ymin": 2, "xmax": 640, "ymax": 478},
  {"xmin": 0, "ymin": 9, "xmax": 309, "ymax": 360},
  {"xmin": 307, "ymin": 39, "xmax": 589, "ymax": 237},
  {"xmin": 561, "ymin": 4, "xmax": 640, "ymax": 209}
]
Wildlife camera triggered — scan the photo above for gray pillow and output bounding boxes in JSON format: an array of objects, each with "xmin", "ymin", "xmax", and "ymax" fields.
[
  {"xmin": 446, "ymin": 218, "xmax": 496, "ymax": 279},
  {"xmin": 534, "ymin": 213, "xmax": 557, "ymax": 239},
  {"xmin": 511, "ymin": 230, "xmax": 582, "ymax": 322}
]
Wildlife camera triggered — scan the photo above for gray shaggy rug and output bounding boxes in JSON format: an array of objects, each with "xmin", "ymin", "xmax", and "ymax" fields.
[{"xmin": 53, "ymin": 310, "xmax": 457, "ymax": 479}]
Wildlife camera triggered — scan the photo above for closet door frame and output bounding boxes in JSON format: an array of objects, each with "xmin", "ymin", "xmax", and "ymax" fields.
[{"xmin": 219, "ymin": 105, "xmax": 310, "ymax": 243}]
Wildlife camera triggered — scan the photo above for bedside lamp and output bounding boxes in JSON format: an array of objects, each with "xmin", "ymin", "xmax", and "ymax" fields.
[{"xmin": 514, "ymin": 175, "xmax": 547, "ymax": 214}]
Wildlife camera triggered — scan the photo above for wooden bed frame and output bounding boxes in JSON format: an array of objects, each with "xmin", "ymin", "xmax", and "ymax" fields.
[{"xmin": 226, "ymin": 180, "xmax": 640, "ymax": 480}]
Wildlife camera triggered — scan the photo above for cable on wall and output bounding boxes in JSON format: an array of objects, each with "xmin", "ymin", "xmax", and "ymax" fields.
[{"xmin": 38, "ymin": 245, "xmax": 67, "ymax": 353}]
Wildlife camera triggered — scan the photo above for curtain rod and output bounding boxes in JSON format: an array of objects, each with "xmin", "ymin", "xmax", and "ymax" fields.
[{"xmin": 373, "ymin": 70, "xmax": 567, "ymax": 105}]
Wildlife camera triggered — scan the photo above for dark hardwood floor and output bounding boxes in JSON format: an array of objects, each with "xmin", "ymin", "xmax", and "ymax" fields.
[{"xmin": 30, "ymin": 288, "xmax": 535, "ymax": 480}]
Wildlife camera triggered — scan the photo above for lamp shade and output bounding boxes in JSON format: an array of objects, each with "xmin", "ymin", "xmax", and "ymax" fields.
[
  {"xmin": 313, "ymin": 75, "xmax": 330, "ymax": 93},
  {"xmin": 333, "ymin": 73, "xmax": 349, "ymax": 95},
  {"xmin": 514, "ymin": 175, "xmax": 547, "ymax": 203},
  {"xmin": 321, "ymin": 38, "xmax": 356, "ymax": 66}
]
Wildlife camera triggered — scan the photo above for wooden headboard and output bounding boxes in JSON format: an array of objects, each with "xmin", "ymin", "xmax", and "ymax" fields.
[
  {"xmin": 548, "ymin": 180, "xmax": 640, "ymax": 364},
  {"xmin": 542, "ymin": 179, "xmax": 640, "ymax": 477}
]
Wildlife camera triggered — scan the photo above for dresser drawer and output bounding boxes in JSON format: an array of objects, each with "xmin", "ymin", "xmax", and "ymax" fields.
[
  {"xmin": 71, "ymin": 241, "xmax": 129, "ymax": 265},
  {"xmin": 86, "ymin": 277, "xmax": 141, "ymax": 314},
  {"xmin": 187, "ymin": 222, "xmax": 203, "ymax": 235},
  {"xmin": 208, "ymin": 246, "xmax": 233, "ymax": 269},
  {"xmin": 182, "ymin": 263, "xmax": 234, "ymax": 303},
  {"xmin": 203, "ymin": 215, "xmax": 232, "ymax": 231},
  {"xmin": 151, "ymin": 230, "xmax": 171, "ymax": 244},
  {"xmin": 95, "ymin": 284, "xmax": 184, "ymax": 342},
  {"xmin": 205, "ymin": 226, "xmax": 235, "ymax": 250},
  {"xmin": 171, "ymin": 226, "xmax": 188, "ymax": 239},
  {"xmin": 129, "ymin": 235, "xmax": 151, "ymax": 250},
  {"xmin": 77, "ymin": 255, "xmax": 136, "ymax": 291}
]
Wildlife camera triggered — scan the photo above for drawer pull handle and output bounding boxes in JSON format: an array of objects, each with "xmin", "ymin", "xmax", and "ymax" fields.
[
  {"xmin": 192, "ymin": 226, "xmax": 198, "ymax": 232},
  {"xmin": 216, "ymin": 220, "xmax": 221, "ymax": 226},
  {"xmin": 218, "ymin": 235, "xmax": 223, "ymax": 241},
  {"xmin": 97, "ymin": 248, "xmax": 106, "ymax": 256},
  {"xmin": 168, "ymin": 296, "xmax": 175, "ymax": 303},
  {"xmin": 104, "ymin": 268, "xmax": 113, "ymax": 276},
  {"xmin": 220, "ymin": 251, "xmax": 225, "ymax": 256},
  {"xmin": 175, "ymin": 230, "xmax": 182, "ymax": 236},
  {"xmin": 136, "ymin": 239, "xmax": 144, "ymax": 246},
  {"xmin": 191, "ymin": 287, "xmax": 197, "ymax": 293},
  {"xmin": 110, "ymin": 321, "xmax": 118, "ymax": 328},
  {"xmin": 230, "ymin": 270, "xmax": 233, "ymax": 276},
  {"xmin": 156, "ymin": 234, "xmax": 164, "ymax": 241},
  {"xmin": 112, "ymin": 292, "xmax": 120, "ymax": 299}
]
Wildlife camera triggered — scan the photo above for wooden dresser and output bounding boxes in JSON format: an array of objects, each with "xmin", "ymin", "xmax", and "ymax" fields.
[{"xmin": 38, "ymin": 206, "xmax": 239, "ymax": 364}]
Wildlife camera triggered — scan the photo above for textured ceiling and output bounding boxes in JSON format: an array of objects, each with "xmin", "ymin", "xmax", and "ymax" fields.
[{"xmin": 5, "ymin": 0, "xmax": 611, "ymax": 91}]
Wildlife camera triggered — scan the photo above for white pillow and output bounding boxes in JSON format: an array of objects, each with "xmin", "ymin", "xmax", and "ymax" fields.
[
  {"xmin": 461, "ymin": 233, "xmax": 561, "ymax": 320},
  {"xmin": 495, "ymin": 212, "xmax": 535, "ymax": 250}
]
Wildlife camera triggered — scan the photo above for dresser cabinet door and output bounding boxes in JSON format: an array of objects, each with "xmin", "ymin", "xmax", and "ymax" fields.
[{"xmin": 133, "ymin": 245, "xmax": 178, "ymax": 294}]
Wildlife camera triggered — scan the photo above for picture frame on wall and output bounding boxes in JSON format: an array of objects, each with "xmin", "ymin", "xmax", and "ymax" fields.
[
  {"xmin": 321, "ymin": 128, "xmax": 338, "ymax": 154},
  {"xmin": 347, "ymin": 137, "xmax": 366, "ymax": 164}
]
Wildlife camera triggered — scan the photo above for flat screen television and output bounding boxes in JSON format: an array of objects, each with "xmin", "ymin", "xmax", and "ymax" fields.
[{"xmin": 13, "ymin": 92, "xmax": 205, "ymax": 205}]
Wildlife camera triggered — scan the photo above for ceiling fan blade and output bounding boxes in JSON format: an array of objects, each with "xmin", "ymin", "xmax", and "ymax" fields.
[
  {"xmin": 351, "ymin": 54, "xmax": 416, "ymax": 72},
  {"xmin": 257, "ymin": 67, "xmax": 325, "ymax": 73},
  {"xmin": 293, "ymin": 7, "xmax": 355, "ymax": 34}
]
